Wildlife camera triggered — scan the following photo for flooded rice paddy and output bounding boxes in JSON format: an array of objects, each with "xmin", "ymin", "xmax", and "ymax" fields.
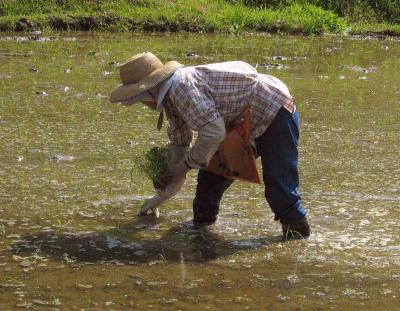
[{"xmin": 0, "ymin": 32, "xmax": 399, "ymax": 310}]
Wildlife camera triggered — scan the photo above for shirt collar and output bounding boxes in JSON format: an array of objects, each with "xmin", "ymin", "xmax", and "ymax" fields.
[{"xmin": 156, "ymin": 73, "xmax": 176, "ymax": 112}]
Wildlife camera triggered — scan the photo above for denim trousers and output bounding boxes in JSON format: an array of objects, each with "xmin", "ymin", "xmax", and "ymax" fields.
[{"xmin": 193, "ymin": 107, "xmax": 307, "ymax": 224}]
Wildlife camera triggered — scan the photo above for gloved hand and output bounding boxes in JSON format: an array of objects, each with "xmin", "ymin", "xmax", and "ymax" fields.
[
  {"xmin": 139, "ymin": 176, "xmax": 186, "ymax": 217},
  {"xmin": 168, "ymin": 160, "xmax": 190, "ymax": 183}
]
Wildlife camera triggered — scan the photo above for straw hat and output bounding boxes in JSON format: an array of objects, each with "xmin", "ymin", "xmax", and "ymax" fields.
[{"xmin": 109, "ymin": 52, "xmax": 183, "ymax": 103}]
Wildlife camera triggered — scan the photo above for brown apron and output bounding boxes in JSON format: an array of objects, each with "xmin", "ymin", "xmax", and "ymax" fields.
[{"xmin": 206, "ymin": 106, "xmax": 261, "ymax": 184}]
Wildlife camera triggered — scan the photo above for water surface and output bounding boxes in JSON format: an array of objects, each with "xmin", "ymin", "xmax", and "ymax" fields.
[{"xmin": 0, "ymin": 32, "xmax": 399, "ymax": 310}]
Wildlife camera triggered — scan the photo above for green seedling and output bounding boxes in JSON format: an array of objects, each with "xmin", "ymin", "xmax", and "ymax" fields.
[{"xmin": 133, "ymin": 146, "xmax": 171, "ymax": 189}]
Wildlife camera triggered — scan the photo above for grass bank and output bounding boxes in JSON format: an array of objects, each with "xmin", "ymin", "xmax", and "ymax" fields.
[
  {"xmin": 0, "ymin": 0, "xmax": 346, "ymax": 34},
  {"xmin": 0, "ymin": 0, "xmax": 399, "ymax": 36},
  {"xmin": 233, "ymin": 0, "xmax": 400, "ymax": 23}
]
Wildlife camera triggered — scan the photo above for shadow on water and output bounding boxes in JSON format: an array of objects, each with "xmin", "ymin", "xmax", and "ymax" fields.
[{"xmin": 10, "ymin": 217, "xmax": 280, "ymax": 264}]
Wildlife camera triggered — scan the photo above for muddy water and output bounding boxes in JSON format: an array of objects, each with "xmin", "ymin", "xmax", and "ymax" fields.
[{"xmin": 0, "ymin": 32, "xmax": 399, "ymax": 310}]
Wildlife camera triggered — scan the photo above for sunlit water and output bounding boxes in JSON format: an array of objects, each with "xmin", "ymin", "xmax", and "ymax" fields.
[{"xmin": 0, "ymin": 32, "xmax": 399, "ymax": 310}]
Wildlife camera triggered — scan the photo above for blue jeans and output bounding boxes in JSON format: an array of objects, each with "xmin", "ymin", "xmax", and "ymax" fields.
[{"xmin": 193, "ymin": 107, "xmax": 307, "ymax": 224}]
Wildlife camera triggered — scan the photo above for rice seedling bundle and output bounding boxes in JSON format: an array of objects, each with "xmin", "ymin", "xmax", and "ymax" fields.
[{"xmin": 134, "ymin": 146, "xmax": 171, "ymax": 189}]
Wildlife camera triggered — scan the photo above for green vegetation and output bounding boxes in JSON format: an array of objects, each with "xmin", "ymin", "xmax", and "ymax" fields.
[
  {"xmin": 0, "ymin": 0, "xmax": 398, "ymax": 35},
  {"xmin": 231, "ymin": 0, "xmax": 400, "ymax": 22},
  {"xmin": 350, "ymin": 20, "xmax": 400, "ymax": 35},
  {"xmin": 133, "ymin": 147, "xmax": 170, "ymax": 189}
]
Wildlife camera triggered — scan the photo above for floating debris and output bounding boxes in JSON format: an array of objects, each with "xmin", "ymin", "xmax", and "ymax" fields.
[
  {"xmin": 77, "ymin": 283, "xmax": 93, "ymax": 290},
  {"xmin": 6, "ymin": 220, "xmax": 16, "ymax": 226},
  {"xmin": 64, "ymin": 67, "xmax": 72, "ymax": 74},
  {"xmin": 134, "ymin": 250, "xmax": 146, "ymax": 256},
  {"xmin": 290, "ymin": 56, "xmax": 306, "ymax": 61},
  {"xmin": 146, "ymin": 281, "xmax": 168, "ymax": 287},
  {"xmin": 0, "ymin": 51, "xmax": 32, "ymax": 57},
  {"xmin": 325, "ymin": 47, "xmax": 340, "ymax": 53},
  {"xmin": 359, "ymin": 76, "xmax": 368, "ymax": 80},
  {"xmin": 163, "ymin": 298, "xmax": 178, "ymax": 304},
  {"xmin": 47, "ymin": 154, "xmax": 75, "ymax": 162},
  {"xmin": 47, "ymin": 155, "xmax": 60, "ymax": 161},
  {"xmin": 29, "ymin": 68, "xmax": 38, "ymax": 73},
  {"xmin": 101, "ymin": 71, "xmax": 112, "ymax": 76},
  {"xmin": 64, "ymin": 86, "xmax": 71, "ymax": 93},
  {"xmin": 32, "ymin": 36, "xmax": 57, "ymax": 42},
  {"xmin": 269, "ymin": 55, "xmax": 306, "ymax": 61},
  {"xmin": 339, "ymin": 75, "xmax": 345, "ymax": 80},
  {"xmin": 30, "ymin": 34, "xmax": 41, "ymax": 41},
  {"xmin": 108, "ymin": 259, "xmax": 125, "ymax": 266},
  {"xmin": 30, "ymin": 30, "xmax": 42, "ymax": 37},
  {"xmin": 16, "ymin": 156, "xmax": 24, "ymax": 162},
  {"xmin": 16, "ymin": 303, "xmax": 32, "ymax": 308},
  {"xmin": 271, "ymin": 55, "xmax": 288, "ymax": 61},
  {"xmin": 0, "ymin": 74, "xmax": 11, "ymax": 79},
  {"xmin": 185, "ymin": 52, "xmax": 199, "ymax": 59},
  {"xmin": 19, "ymin": 260, "xmax": 33, "ymax": 268},
  {"xmin": 338, "ymin": 65, "xmax": 377, "ymax": 74},
  {"xmin": 6, "ymin": 234, "xmax": 21, "ymax": 239},
  {"xmin": 62, "ymin": 37, "xmax": 77, "ymax": 42},
  {"xmin": 258, "ymin": 63, "xmax": 287, "ymax": 70},
  {"xmin": 287, "ymin": 274, "xmax": 299, "ymax": 284},
  {"xmin": 234, "ymin": 296, "xmax": 251, "ymax": 303},
  {"xmin": 36, "ymin": 91, "xmax": 48, "ymax": 96},
  {"xmin": 15, "ymin": 37, "xmax": 29, "ymax": 43},
  {"xmin": 77, "ymin": 211, "xmax": 96, "ymax": 218},
  {"xmin": 126, "ymin": 140, "xmax": 138, "ymax": 146},
  {"xmin": 32, "ymin": 299, "xmax": 49, "ymax": 306},
  {"xmin": 275, "ymin": 294, "xmax": 290, "ymax": 302},
  {"xmin": 41, "ymin": 227, "xmax": 53, "ymax": 233},
  {"xmin": 0, "ymin": 282, "xmax": 26, "ymax": 288},
  {"xmin": 62, "ymin": 253, "xmax": 77, "ymax": 264},
  {"xmin": 95, "ymin": 92, "xmax": 107, "ymax": 99},
  {"xmin": 342, "ymin": 288, "xmax": 368, "ymax": 298},
  {"xmin": 109, "ymin": 60, "xmax": 120, "ymax": 67}
]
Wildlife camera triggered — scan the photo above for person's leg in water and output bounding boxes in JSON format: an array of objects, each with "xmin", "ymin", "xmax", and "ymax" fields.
[
  {"xmin": 192, "ymin": 170, "xmax": 233, "ymax": 225},
  {"xmin": 255, "ymin": 107, "xmax": 310, "ymax": 240}
]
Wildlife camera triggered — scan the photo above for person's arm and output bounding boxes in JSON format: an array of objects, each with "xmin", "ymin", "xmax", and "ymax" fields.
[
  {"xmin": 167, "ymin": 116, "xmax": 226, "ymax": 184},
  {"xmin": 139, "ymin": 143, "xmax": 189, "ymax": 216},
  {"xmin": 184, "ymin": 116, "xmax": 226, "ymax": 169},
  {"xmin": 168, "ymin": 70, "xmax": 225, "ymax": 177}
]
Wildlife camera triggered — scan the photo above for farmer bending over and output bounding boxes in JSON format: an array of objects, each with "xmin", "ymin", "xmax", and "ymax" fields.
[{"xmin": 110, "ymin": 52, "xmax": 310, "ymax": 240}]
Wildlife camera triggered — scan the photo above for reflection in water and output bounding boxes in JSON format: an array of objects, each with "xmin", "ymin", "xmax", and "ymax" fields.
[{"xmin": 11, "ymin": 219, "xmax": 278, "ymax": 264}]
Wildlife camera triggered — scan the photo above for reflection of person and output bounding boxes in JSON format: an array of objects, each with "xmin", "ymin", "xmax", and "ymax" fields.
[{"xmin": 110, "ymin": 52, "xmax": 310, "ymax": 240}]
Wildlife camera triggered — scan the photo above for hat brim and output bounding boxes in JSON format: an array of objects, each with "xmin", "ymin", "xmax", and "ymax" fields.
[{"xmin": 109, "ymin": 61, "xmax": 183, "ymax": 103}]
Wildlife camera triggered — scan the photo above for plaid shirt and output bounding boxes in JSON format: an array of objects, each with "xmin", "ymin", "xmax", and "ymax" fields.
[{"xmin": 164, "ymin": 61, "xmax": 295, "ymax": 146}]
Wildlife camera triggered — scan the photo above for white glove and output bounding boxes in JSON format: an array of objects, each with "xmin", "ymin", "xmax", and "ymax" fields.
[
  {"xmin": 139, "ymin": 176, "xmax": 186, "ymax": 216},
  {"xmin": 168, "ymin": 160, "xmax": 190, "ymax": 183}
]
